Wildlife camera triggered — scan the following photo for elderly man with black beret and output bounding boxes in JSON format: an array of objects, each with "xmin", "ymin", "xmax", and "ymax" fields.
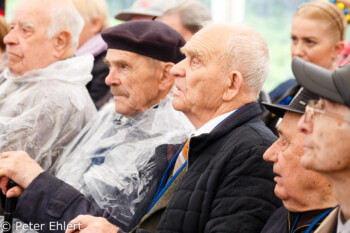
[{"xmin": 0, "ymin": 20, "xmax": 193, "ymax": 232}]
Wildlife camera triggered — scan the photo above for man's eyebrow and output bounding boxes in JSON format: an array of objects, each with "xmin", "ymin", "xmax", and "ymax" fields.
[
  {"xmin": 180, "ymin": 47, "xmax": 204, "ymax": 60},
  {"xmin": 21, "ymin": 22, "xmax": 34, "ymax": 29},
  {"xmin": 103, "ymin": 58, "xmax": 110, "ymax": 66},
  {"xmin": 103, "ymin": 58, "xmax": 130, "ymax": 67},
  {"xmin": 277, "ymin": 128, "xmax": 284, "ymax": 137}
]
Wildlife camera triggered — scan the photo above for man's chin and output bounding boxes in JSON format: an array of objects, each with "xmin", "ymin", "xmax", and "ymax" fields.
[
  {"xmin": 8, "ymin": 67, "xmax": 24, "ymax": 77},
  {"xmin": 300, "ymin": 154, "xmax": 316, "ymax": 171},
  {"xmin": 172, "ymin": 98, "xmax": 185, "ymax": 111}
]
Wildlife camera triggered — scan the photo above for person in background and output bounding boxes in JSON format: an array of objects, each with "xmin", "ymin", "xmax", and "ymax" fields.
[
  {"xmin": 73, "ymin": 0, "xmax": 111, "ymax": 109},
  {"xmin": 0, "ymin": 20, "xmax": 193, "ymax": 232},
  {"xmin": 158, "ymin": 0, "xmax": 212, "ymax": 41},
  {"xmin": 261, "ymin": 87, "xmax": 338, "ymax": 233},
  {"xmin": 295, "ymin": 57, "xmax": 350, "ymax": 233},
  {"xmin": 114, "ymin": 0, "xmax": 176, "ymax": 21},
  {"xmin": 264, "ymin": 0, "xmax": 350, "ymax": 134},
  {"xmin": 0, "ymin": 0, "xmax": 96, "ymax": 171}
]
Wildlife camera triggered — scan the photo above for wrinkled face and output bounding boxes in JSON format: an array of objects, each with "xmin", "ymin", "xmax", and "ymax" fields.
[
  {"xmin": 264, "ymin": 112, "xmax": 330, "ymax": 209},
  {"xmin": 105, "ymin": 49, "xmax": 162, "ymax": 116},
  {"xmin": 171, "ymin": 26, "xmax": 228, "ymax": 121},
  {"xmin": 298, "ymin": 99, "xmax": 350, "ymax": 173},
  {"xmin": 4, "ymin": 0, "xmax": 57, "ymax": 76},
  {"xmin": 291, "ymin": 16, "xmax": 338, "ymax": 70}
]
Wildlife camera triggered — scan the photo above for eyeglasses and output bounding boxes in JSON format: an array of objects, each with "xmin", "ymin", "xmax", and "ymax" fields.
[{"xmin": 304, "ymin": 100, "xmax": 350, "ymax": 123}]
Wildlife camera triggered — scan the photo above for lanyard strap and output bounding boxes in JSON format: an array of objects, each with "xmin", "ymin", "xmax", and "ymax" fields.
[
  {"xmin": 291, "ymin": 207, "xmax": 337, "ymax": 233},
  {"xmin": 291, "ymin": 214, "xmax": 300, "ymax": 233},
  {"xmin": 147, "ymin": 144, "xmax": 185, "ymax": 212}
]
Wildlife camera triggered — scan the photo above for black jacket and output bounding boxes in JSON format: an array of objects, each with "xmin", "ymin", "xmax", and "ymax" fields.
[{"xmin": 138, "ymin": 102, "xmax": 281, "ymax": 233}]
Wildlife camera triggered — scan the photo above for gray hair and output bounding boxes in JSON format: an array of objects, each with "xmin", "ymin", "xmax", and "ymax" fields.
[
  {"xmin": 46, "ymin": 0, "xmax": 84, "ymax": 48},
  {"xmin": 219, "ymin": 24, "xmax": 270, "ymax": 98},
  {"xmin": 161, "ymin": 0, "xmax": 212, "ymax": 33}
]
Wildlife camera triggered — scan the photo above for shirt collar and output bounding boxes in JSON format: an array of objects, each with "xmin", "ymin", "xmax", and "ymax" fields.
[
  {"xmin": 193, "ymin": 110, "xmax": 236, "ymax": 136},
  {"xmin": 337, "ymin": 208, "xmax": 350, "ymax": 233}
]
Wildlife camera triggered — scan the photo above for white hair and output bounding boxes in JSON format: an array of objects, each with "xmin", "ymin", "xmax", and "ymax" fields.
[
  {"xmin": 220, "ymin": 24, "xmax": 270, "ymax": 98},
  {"xmin": 46, "ymin": 0, "xmax": 84, "ymax": 48}
]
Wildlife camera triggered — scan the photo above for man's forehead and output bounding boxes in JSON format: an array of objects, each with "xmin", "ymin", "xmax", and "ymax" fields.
[
  {"xmin": 105, "ymin": 49, "xmax": 147, "ymax": 63},
  {"xmin": 107, "ymin": 49, "xmax": 139, "ymax": 57},
  {"xmin": 279, "ymin": 112, "xmax": 301, "ymax": 135}
]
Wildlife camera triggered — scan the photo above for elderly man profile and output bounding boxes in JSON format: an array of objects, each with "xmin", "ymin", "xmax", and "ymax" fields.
[
  {"xmin": 293, "ymin": 57, "xmax": 350, "ymax": 233},
  {"xmin": 158, "ymin": 0, "xmax": 212, "ymax": 41},
  {"xmin": 0, "ymin": 20, "xmax": 192, "ymax": 232},
  {"xmin": 261, "ymin": 87, "xmax": 338, "ymax": 233},
  {"xmin": 60, "ymin": 23, "xmax": 282, "ymax": 233},
  {"xmin": 0, "ymin": 0, "xmax": 96, "ymax": 171}
]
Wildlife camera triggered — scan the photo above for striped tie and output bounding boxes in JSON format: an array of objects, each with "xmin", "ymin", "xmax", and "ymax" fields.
[{"xmin": 173, "ymin": 138, "xmax": 190, "ymax": 175}]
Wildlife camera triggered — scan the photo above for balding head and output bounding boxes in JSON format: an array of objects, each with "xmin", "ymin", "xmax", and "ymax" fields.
[
  {"xmin": 171, "ymin": 23, "xmax": 270, "ymax": 128},
  {"xmin": 4, "ymin": 0, "xmax": 84, "ymax": 76}
]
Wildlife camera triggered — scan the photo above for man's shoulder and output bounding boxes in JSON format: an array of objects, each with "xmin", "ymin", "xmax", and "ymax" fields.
[{"xmin": 219, "ymin": 102, "xmax": 276, "ymax": 146}]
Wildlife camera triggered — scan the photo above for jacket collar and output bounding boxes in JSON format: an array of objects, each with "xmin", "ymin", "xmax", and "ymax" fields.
[{"xmin": 188, "ymin": 102, "xmax": 262, "ymax": 163}]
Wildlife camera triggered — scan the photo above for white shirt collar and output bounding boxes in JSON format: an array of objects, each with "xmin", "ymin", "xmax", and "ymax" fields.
[
  {"xmin": 337, "ymin": 208, "xmax": 350, "ymax": 233},
  {"xmin": 193, "ymin": 110, "xmax": 236, "ymax": 137}
]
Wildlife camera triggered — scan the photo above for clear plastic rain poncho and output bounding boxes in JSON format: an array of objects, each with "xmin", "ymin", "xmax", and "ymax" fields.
[
  {"xmin": 0, "ymin": 55, "xmax": 97, "ymax": 170},
  {"xmin": 53, "ymin": 95, "xmax": 194, "ymax": 228}
]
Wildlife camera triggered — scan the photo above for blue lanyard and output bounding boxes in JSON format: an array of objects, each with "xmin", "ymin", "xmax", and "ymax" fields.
[
  {"xmin": 147, "ymin": 144, "xmax": 186, "ymax": 212},
  {"xmin": 147, "ymin": 103, "xmax": 249, "ymax": 213},
  {"xmin": 290, "ymin": 207, "xmax": 337, "ymax": 233}
]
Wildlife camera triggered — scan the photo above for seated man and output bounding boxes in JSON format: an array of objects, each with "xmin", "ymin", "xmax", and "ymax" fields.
[
  {"xmin": 0, "ymin": 20, "xmax": 192, "ymax": 232},
  {"xmin": 261, "ymin": 87, "xmax": 338, "ymax": 233},
  {"xmin": 66, "ymin": 23, "xmax": 281, "ymax": 233},
  {"xmin": 0, "ymin": 0, "xmax": 96, "ymax": 171},
  {"xmin": 295, "ymin": 57, "xmax": 350, "ymax": 232}
]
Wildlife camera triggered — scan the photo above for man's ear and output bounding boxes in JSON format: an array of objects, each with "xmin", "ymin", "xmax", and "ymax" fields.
[
  {"xmin": 53, "ymin": 31, "xmax": 72, "ymax": 57},
  {"xmin": 159, "ymin": 63, "xmax": 175, "ymax": 91},
  {"xmin": 223, "ymin": 71, "xmax": 243, "ymax": 101}
]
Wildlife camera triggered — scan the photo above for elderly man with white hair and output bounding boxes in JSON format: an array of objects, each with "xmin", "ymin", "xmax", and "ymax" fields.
[{"xmin": 0, "ymin": 0, "xmax": 96, "ymax": 171}]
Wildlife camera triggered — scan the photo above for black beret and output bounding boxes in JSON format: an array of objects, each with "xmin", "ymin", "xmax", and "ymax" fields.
[{"xmin": 101, "ymin": 20, "xmax": 186, "ymax": 64}]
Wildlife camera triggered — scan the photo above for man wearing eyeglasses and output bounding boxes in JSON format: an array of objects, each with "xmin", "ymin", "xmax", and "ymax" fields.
[
  {"xmin": 293, "ymin": 56, "xmax": 350, "ymax": 233},
  {"xmin": 261, "ymin": 87, "xmax": 337, "ymax": 233}
]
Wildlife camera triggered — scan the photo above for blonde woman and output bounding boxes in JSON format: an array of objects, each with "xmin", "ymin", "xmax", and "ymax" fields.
[{"xmin": 73, "ymin": 0, "xmax": 111, "ymax": 109}]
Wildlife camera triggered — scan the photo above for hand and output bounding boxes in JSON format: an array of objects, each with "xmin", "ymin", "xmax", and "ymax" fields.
[
  {"xmin": 0, "ymin": 176, "xmax": 23, "ymax": 198},
  {"xmin": 0, "ymin": 151, "xmax": 44, "ymax": 196},
  {"xmin": 65, "ymin": 215, "xmax": 120, "ymax": 233}
]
